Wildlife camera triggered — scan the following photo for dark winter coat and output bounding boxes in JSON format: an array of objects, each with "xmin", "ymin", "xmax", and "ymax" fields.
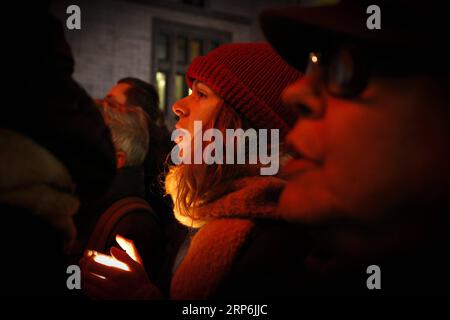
[
  {"xmin": 1, "ymin": 4, "xmax": 115, "ymax": 299},
  {"xmin": 169, "ymin": 176, "xmax": 311, "ymax": 299},
  {"xmin": 72, "ymin": 166, "xmax": 166, "ymax": 283}
]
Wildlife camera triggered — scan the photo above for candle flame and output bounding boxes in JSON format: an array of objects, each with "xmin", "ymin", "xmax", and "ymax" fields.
[
  {"xmin": 116, "ymin": 234, "xmax": 142, "ymax": 265},
  {"xmin": 90, "ymin": 251, "xmax": 131, "ymax": 271}
]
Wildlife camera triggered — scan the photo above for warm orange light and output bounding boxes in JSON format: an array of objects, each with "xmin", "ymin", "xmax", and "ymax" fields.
[
  {"xmin": 311, "ymin": 53, "xmax": 318, "ymax": 64},
  {"xmin": 90, "ymin": 250, "xmax": 131, "ymax": 271},
  {"xmin": 116, "ymin": 235, "xmax": 141, "ymax": 265},
  {"xmin": 91, "ymin": 272, "xmax": 107, "ymax": 280}
]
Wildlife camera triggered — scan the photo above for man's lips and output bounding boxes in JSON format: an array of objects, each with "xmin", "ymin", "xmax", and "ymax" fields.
[
  {"xmin": 282, "ymin": 158, "xmax": 319, "ymax": 178},
  {"xmin": 282, "ymin": 144, "xmax": 321, "ymax": 177}
]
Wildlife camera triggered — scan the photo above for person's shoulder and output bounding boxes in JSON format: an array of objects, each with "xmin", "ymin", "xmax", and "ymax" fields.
[
  {"xmin": 98, "ymin": 196, "xmax": 163, "ymax": 243},
  {"xmin": 112, "ymin": 200, "xmax": 162, "ymax": 232}
]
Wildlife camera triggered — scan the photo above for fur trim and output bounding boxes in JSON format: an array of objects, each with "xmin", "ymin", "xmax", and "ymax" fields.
[
  {"xmin": 170, "ymin": 176, "xmax": 286, "ymax": 299},
  {"xmin": 172, "ymin": 176, "xmax": 286, "ymax": 227},
  {"xmin": 0, "ymin": 129, "xmax": 79, "ymax": 241},
  {"xmin": 196, "ymin": 176, "xmax": 285, "ymax": 220}
]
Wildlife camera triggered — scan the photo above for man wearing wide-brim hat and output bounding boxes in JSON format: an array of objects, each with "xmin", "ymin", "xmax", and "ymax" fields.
[{"xmin": 261, "ymin": 0, "xmax": 450, "ymax": 298}]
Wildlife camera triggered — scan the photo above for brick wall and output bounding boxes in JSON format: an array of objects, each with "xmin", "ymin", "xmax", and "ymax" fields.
[{"xmin": 51, "ymin": 0, "xmax": 293, "ymax": 99}]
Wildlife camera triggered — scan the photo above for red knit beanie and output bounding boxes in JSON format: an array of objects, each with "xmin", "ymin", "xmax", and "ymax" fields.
[{"xmin": 186, "ymin": 43, "xmax": 302, "ymax": 137}]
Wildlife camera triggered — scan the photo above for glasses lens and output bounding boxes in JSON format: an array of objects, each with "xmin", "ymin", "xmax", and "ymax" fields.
[
  {"xmin": 326, "ymin": 47, "xmax": 370, "ymax": 98},
  {"xmin": 305, "ymin": 47, "xmax": 370, "ymax": 98},
  {"xmin": 328, "ymin": 50, "xmax": 354, "ymax": 94}
]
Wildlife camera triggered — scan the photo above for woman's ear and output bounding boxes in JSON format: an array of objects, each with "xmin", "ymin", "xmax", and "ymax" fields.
[{"xmin": 116, "ymin": 151, "xmax": 127, "ymax": 169}]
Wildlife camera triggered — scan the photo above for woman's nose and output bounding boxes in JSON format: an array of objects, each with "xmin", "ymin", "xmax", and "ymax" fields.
[
  {"xmin": 172, "ymin": 99, "xmax": 189, "ymax": 117},
  {"xmin": 282, "ymin": 72, "xmax": 326, "ymax": 120}
]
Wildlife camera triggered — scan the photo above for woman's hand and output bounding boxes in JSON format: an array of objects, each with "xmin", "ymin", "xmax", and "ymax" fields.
[{"xmin": 80, "ymin": 235, "xmax": 162, "ymax": 300}]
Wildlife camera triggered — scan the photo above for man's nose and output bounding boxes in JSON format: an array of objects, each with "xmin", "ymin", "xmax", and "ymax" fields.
[
  {"xmin": 172, "ymin": 99, "xmax": 189, "ymax": 117},
  {"xmin": 281, "ymin": 72, "xmax": 326, "ymax": 120}
]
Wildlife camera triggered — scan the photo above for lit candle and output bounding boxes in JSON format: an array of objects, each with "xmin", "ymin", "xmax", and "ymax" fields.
[{"xmin": 88, "ymin": 250, "xmax": 131, "ymax": 272}]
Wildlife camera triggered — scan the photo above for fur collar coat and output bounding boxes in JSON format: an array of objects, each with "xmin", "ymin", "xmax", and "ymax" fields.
[{"xmin": 170, "ymin": 175, "xmax": 286, "ymax": 299}]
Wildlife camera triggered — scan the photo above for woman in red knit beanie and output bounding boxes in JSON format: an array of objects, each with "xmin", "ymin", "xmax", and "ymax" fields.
[{"xmin": 81, "ymin": 43, "xmax": 305, "ymax": 299}]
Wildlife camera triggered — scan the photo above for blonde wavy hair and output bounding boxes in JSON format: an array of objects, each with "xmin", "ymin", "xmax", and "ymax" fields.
[{"xmin": 165, "ymin": 102, "xmax": 262, "ymax": 227}]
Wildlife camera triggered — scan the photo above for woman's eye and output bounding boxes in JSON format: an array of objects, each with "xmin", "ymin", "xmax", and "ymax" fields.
[{"xmin": 197, "ymin": 91, "xmax": 206, "ymax": 98}]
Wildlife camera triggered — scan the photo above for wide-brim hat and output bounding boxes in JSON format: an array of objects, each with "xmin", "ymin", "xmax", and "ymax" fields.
[{"xmin": 259, "ymin": 0, "xmax": 448, "ymax": 72}]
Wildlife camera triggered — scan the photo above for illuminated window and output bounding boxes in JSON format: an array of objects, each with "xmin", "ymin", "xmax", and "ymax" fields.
[
  {"xmin": 175, "ymin": 74, "xmax": 186, "ymax": 102},
  {"xmin": 152, "ymin": 19, "xmax": 231, "ymax": 128},
  {"xmin": 156, "ymin": 71, "xmax": 167, "ymax": 111}
]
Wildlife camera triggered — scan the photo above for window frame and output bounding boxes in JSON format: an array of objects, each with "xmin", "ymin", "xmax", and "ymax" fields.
[{"xmin": 152, "ymin": 18, "xmax": 232, "ymax": 127}]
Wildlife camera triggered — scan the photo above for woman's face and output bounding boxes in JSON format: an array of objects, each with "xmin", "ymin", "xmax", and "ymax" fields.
[{"xmin": 172, "ymin": 80, "xmax": 223, "ymax": 140}]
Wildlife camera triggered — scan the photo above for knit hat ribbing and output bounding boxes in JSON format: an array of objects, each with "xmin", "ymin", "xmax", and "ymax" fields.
[{"xmin": 186, "ymin": 43, "xmax": 302, "ymax": 137}]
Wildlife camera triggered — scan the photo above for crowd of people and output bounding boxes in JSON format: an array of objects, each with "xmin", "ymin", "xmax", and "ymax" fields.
[{"xmin": 2, "ymin": 0, "xmax": 449, "ymax": 299}]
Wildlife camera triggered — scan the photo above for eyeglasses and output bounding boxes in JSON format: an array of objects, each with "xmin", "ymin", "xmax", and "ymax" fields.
[
  {"xmin": 297, "ymin": 34, "xmax": 450, "ymax": 99},
  {"xmin": 304, "ymin": 43, "xmax": 441, "ymax": 99},
  {"xmin": 305, "ymin": 45, "xmax": 371, "ymax": 99}
]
